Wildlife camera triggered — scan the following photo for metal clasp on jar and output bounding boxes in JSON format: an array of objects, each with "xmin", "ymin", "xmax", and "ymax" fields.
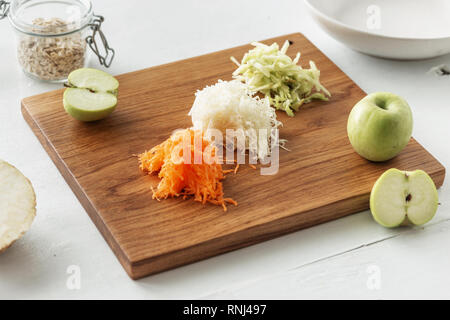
[
  {"xmin": 86, "ymin": 14, "xmax": 115, "ymax": 68},
  {"xmin": 0, "ymin": 0, "xmax": 10, "ymax": 19}
]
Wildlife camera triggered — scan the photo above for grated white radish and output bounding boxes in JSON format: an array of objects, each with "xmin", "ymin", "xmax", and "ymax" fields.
[{"xmin": 188, "ymin": 80, "xmax": 282, "ymax": 161}]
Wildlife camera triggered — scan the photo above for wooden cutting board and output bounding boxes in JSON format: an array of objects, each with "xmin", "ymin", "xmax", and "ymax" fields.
[{"xmin": 22, "ymin": 33, "xmax": 445, "ymax": 279}]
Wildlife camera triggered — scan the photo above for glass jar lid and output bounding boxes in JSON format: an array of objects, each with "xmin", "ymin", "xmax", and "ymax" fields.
[{"xmin": 8, "ymin": 0, "xmax": 94, "ymax": 36}]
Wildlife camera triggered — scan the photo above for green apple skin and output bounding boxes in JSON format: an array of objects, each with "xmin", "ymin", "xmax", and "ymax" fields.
[
  {"xmin": 63, "ymin": 68, "xmax": 119, "ymax": 122},
  {"xmin": 347, "ymin": 92, "xmax": 413, "ymax": 162},
  {"xmin": 63, "ymin": 88, "xmax": 117, "ymax": 122},
  {"xmin": 68, "ymin": 68, "xmax": 119, "ymax": 94},
  {"xmin": 370, "ymin": 168, "xmax": 439, "ymax": 228}
]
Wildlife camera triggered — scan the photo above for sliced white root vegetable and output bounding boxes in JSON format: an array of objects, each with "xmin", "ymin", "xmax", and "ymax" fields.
[{"xmin": 0, "ymin": 160, "xmax": 36, "ymax": 253}]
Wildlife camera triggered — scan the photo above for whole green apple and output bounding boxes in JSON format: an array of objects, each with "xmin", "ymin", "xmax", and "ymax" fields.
[{"xmin": 347, "ymin": 92, "xmax": 413, "ymax": 162}]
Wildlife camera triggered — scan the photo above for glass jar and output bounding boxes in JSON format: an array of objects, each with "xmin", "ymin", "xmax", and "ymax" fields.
[{"xmin": 0, "ymin": 0, "xmax": 114, "ymax": 82}]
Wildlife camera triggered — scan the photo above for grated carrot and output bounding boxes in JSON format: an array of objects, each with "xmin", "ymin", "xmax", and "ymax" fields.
[{"xmin": 138, "ymin": 128, "xmax": 237, "ymax": 211}]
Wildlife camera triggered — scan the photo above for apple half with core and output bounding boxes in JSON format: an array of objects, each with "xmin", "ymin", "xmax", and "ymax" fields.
[
  {"xmin": 63, "ymin": 68, "xmax": 119, "ymax": 122},
  {"xmin": 347, "ymin": 92, "xmax": 413, "ymax": 162},
  {"xmin": 370, "ymin": 168, "xmax": 439, "ymax": 228}
]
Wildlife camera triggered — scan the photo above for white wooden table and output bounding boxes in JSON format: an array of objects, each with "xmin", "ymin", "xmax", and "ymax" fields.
[{"xmin": 1, "ymin": 0, "xmax": 449, "ymax": 299}]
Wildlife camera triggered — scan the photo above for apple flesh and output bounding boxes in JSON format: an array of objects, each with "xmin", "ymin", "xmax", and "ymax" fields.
[
  {"xmin": 347, "ymin": 92, "xmax": 413, "ymax": 162},
  {"xmin": 370, "ymin": 168, "xmax": 439, "ymax": 228},
  {"xmin": 63, "ymin": 68, "xmax": 119, "ymax": 122}
]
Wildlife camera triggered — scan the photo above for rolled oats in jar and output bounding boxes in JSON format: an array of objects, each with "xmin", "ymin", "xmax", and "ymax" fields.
[{"xmin": 1, "ymin": 0, "xmax": 114, "ymax": 82}]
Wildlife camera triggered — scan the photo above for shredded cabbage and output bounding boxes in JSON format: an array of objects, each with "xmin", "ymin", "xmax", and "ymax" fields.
[
  {"xmin": 231, "ymin": 40, "xmax": 331, "ymax": 116},
  {"xmin": 188, "ymin": 80, "xmax": 282, "ymax": 161}
]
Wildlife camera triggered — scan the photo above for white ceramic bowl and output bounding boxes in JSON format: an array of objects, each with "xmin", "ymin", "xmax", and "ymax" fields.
[{"xmin": 304, "ymin": 0, "xmax": 450, "ymax": 60}]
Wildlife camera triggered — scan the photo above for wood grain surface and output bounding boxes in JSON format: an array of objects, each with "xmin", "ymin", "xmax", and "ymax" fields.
[{"xmin": 21, "ymin": 33, "xmax": 446, "ymax": 279}]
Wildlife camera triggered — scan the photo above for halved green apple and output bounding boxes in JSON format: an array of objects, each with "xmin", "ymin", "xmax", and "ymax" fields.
[
  {"xmin": 370, "ymin": 168, "xmax": 439, "ymax": 227},
  {"xmin": 63, "ymin": 68, "xmax": 119, "ymax": 122}
]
